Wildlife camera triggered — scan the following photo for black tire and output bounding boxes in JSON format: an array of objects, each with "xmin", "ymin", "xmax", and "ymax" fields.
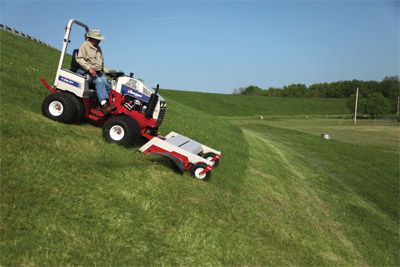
[
  {"xmin": 69, "ymin": 95, "xmax": 84, "ymax": 123},
  {"xmin": 42, "ymin": 92, "xmax": 77, "ymax": 123},
  {"xmin": 203, "ymin": 152, "xmax": 220, "ymax": 167},
  {"xmin": 102, "ymin": 116, "xmax": 141, "ymax": 147},
  {"xmin": 190, "ymin": 163, "xmax": 211, "ymax": 181}
]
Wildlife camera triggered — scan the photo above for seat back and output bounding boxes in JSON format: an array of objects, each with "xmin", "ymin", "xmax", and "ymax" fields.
[{"xmin": 70, "ymin": 49, "xmax": 80, "ymax": 72}]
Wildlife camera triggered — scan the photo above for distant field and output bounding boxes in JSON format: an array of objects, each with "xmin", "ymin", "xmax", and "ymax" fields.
[
  {"xmin": 233, "ymin": 117, "xmax": 400, "ymax": 154},
  {"xmin": 1, "ymin": 30, "xmax": 399, "ymax": 266},
  {"xmin": 162, "ymin": 89, "xmax": 349, "ymax": 116}
]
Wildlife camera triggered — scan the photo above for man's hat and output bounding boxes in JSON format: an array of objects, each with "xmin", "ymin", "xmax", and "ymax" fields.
[{"xmin": 86, "ymin": 29, "xmax": 105, "ymax": 41}]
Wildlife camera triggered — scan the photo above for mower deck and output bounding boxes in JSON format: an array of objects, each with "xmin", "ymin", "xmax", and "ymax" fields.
[{"xmin": 139, "ymin": 132, "xmax": 221, "ymax": 178}]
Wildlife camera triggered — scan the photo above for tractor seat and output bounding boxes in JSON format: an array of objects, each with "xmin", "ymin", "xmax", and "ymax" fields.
[
  {"xmin": 70, "ymin": 49, "xmax": 96, "ymax": 94},
  {"xmin": 70, "ymin": 49, "xmax": 80, "ymax": 73}
]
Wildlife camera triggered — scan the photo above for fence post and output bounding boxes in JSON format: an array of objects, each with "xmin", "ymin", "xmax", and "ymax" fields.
[{"xmin": 353, "ymin": 87, "xmax": 359, "ymax": 125}]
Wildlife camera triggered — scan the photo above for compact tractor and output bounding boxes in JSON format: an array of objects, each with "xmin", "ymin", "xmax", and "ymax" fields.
[{"xmin": 40, "ymin": 19, "xmax": 221, "ymax": 180}]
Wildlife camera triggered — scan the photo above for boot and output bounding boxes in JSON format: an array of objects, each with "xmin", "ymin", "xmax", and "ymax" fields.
[{"xmin": 101, "ymin": 103, "xmax": 116, "ymax": 114}]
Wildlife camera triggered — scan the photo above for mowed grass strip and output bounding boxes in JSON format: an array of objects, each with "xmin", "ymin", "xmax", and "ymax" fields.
[
  {"xmin": 246, "ymin": 117, "xmax": 399, "ymax": 153},
  {"xmin": 236, "ymin": 129, "xmax": 367, "ymax": 266},
  {"xmin": 238, "ymin": 120, "xmax": 399, "ymax": 266}
]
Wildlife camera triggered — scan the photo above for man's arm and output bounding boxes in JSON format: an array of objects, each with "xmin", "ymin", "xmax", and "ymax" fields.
[{"xmin": 75, "ymin": 44, "xmax": 90, "ymax": 71}]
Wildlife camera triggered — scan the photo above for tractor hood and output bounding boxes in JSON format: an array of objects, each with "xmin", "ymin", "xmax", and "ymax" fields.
[{"xmin": 115, "ymin": 77, "xmax": 165, "ymax": 104}]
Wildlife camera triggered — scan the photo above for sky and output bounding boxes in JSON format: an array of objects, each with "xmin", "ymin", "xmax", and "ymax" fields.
[{"xmin": 1, "ymin": 0, "xmax": 399, "ymax": 94}]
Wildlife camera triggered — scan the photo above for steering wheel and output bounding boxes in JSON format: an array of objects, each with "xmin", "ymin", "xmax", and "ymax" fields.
[{"xmin": 106, "ymin": 70, "xmax": 125, "ymax": 79}]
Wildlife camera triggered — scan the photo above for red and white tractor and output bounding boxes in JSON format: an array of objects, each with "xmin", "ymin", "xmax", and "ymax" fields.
[{"xmin": 40, "ymin": 19, "xmax": 221, "ymax": 180}]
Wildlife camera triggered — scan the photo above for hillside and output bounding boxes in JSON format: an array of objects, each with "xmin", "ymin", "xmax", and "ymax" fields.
[
  {"xmin": 1, "ymin": 30, "xmax": 399, "ymax": 266},
  {"xmin": 162, "ymin": 89, "xmax": 348, "ymax": 117}
]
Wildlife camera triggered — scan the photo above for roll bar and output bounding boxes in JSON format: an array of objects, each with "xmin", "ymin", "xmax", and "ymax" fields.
[{"xmin": 55, "ymin": 19, "xmax": 89, "ymax": 86}]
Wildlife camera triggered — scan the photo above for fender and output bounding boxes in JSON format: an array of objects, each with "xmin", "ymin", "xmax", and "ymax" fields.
[{"xmin": 40, "ymin": 77, "xmax": 57, "ymax": 93}]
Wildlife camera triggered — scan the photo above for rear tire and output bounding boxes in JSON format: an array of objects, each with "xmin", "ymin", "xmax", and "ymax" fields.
[
  {"xmin": 102, "ymin": 116, "xmax": 141, "ymax": 147},
  {"xmin": 190, "ymin": 163, "xmax": 211, "ymax": 181},
  {"xmin": 69, "ymin": 95, "xmax": 84, "ymax": 123},
  {"xmin": 42, "ymin": 92, "xmax": 77, "ymax": 123}
]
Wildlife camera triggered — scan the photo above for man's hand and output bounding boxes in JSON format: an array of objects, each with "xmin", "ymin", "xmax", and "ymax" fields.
[{"xmin": 88, "ymin": 68, "xmax": 97, "ymax": 77}]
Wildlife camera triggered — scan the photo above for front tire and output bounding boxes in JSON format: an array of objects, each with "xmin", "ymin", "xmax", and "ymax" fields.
[
  {"xmin": 203, "ymin": 152, "xmax": 220, "ymax": 167},
  {"xmin": 190, "ymin": 163, "xmax": 211, "ymax": 181},
  {"xmin": 102, "ymin": 116, "xmax": 141, "ymax": 147},
  {"xmin": 42, "ymin": 92, "xmax": 77, "ymax": 123}
]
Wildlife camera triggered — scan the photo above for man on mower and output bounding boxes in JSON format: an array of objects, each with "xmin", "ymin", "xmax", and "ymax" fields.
[{"xmin": 76, "ymin": 29, "xmax": 116, "ymax": 114}]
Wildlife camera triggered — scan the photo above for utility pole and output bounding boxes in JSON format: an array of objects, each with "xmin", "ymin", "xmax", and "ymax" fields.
[
  {"xmin": 353, "ymin": 87, "xmax": 359, "ymax": 125},
  {"xmin": 397, "ymin": 95, "xmax": 399, "ymax": 116}
]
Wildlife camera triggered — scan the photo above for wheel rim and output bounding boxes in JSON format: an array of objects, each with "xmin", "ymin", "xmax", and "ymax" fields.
[
  {"xmin": 109, "ymin": 125, "xmax": 125, "ymax": 141},
  {"xmin": 49, "ymin": 101, "xmax": 63, "ymax": 116},
  {"xmin": 206, "ymin": 156, "xmax": 215, "ymax": 165},
  {"xmin": 194, "ymin": 167, "xmax": 207, "ymax": 180}
]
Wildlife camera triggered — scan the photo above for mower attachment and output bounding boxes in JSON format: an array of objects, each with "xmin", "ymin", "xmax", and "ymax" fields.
[{"xmin": 139, "ymin": 132, "xmax": 221, "ymax": 180}]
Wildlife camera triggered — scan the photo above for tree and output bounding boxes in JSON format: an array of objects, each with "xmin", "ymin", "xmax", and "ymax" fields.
[
  {"xmin": 282, "ymin": 84, "xmax": 307, "ymax": 97},
  {"xmin": 365, "ymin": 93, "xmax": 390, "ymax": 117},
  {"xmin": 380, "ymin": 76, "xmax": 400, "ymax": 113},
  {"xmin": 240, "ymin": 85, "xmax": 264, "ymax": 96},
  {"xmin": 266, "ymin": 87, "xmax": 282, "ymax": 97},
  {"xmin": 233, "ymin": 77, "xmax": 399, "ymax": 106},
  {"xmin": 380, "ymin": 76, "xmax": 399, "ymax": 98},
  {"xmin": 346, "ymin": 93, "xmax": 366, "ymax": 114}
]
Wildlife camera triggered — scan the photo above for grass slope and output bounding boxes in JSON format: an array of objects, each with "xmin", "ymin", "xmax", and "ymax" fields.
[
  {"xmin": 162, "ymin": 89, "xmax": 349, "ymax": 117},
  {"xmin": 1, "ymin": 30, "xmax": 399, "ymax": 266},
  {"xmin": 0, "ymin": 30, "xmax": 248, "ymax": 265}
]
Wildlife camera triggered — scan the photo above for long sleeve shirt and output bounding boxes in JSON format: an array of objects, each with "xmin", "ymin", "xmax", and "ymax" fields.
[{"xmin": 76, "ymin": 40, "xmax": 104, "ymax": 72}]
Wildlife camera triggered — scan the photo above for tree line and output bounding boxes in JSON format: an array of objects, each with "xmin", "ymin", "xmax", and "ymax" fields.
[{"xmin": 234, "ymin": 76, "xmax": 399, "ymax": 115}]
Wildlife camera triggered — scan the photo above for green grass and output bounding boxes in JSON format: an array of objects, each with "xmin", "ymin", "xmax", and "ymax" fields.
[
  {"xmin": 239, "ymin": 123, "xmax": 399, "ymax": 266},
  {"xmin": 162, "ymin": 89, "xmax": 349, "ymax": 116},
  {"xmin": 237, "ymin": 120, "xmax": 399, "ymax": 266},
  {"xmin": 243, "ymin": 117, "xmax": 399, "ymax": 153},
  {"xmin": 1, "ymin": 30, "xmax": 399, "ymax": 266}
]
